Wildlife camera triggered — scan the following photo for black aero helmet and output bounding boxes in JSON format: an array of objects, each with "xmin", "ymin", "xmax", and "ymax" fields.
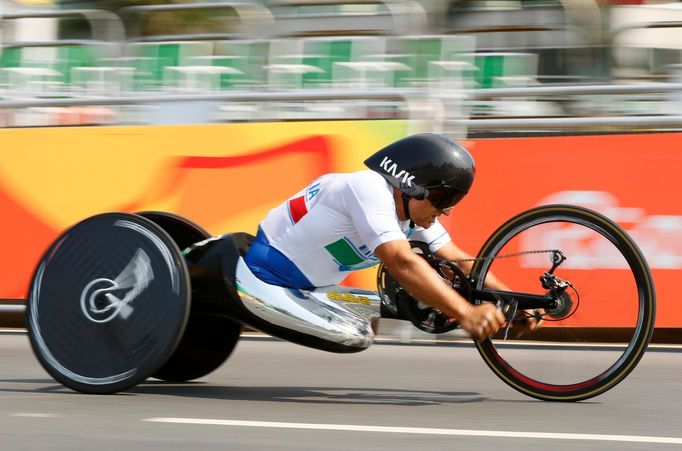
[{"xmin": 364, "ymin": 133, "xmax": 475, "ymax": 210}]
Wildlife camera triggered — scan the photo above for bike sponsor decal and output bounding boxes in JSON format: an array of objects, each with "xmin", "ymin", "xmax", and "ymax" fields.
[
  {"xmin": 521, "ymin": 190, "xmax": 682, "ymax": 269},
  {"xmin": 349, "ymin": 288, "xmax": 380, "ymax": 298},
  {"xmin": 326, "ymin": 290, "xmax": 371, "ymax": 305},
  {"xmin": 379, "ymin": 156, "xmax": 415, "ymax": 187},
  {"xmin": 80, "ymin": 249, "xmax": 154, "ymax": 323}
]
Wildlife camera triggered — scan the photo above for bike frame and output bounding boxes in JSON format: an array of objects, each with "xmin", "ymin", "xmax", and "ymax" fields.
[{"xmin": 468, "ymin": 288, "xmax": 557, "ymax": 310}]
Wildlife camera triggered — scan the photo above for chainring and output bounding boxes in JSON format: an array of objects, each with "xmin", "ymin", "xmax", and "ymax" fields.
[{"xmin": 377, "ymin": 241, "xmax": 472, "ymax": 334}]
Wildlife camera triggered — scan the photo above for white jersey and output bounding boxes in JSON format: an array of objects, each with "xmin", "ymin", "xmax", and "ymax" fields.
[{"xmin": 259, "ymin": 170, "xmax": 451, "ymax": 287}]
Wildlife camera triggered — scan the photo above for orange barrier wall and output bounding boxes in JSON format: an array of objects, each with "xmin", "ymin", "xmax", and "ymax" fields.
[
  {"xmin": 446, "ymin": 134, "xmax": 681, "ymax": 327},
  {"xmin": 0, "ymin": 121, "xmax": 421, "ymax": 299},
  {"xmin": 1, "ymin": 126, "xmax": 680, "ymax": 327}
]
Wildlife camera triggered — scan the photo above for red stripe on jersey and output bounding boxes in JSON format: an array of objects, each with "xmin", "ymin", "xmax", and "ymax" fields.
[{"xmin": 288, "ymin": 196, "xmax": 308, "ymax": 224}]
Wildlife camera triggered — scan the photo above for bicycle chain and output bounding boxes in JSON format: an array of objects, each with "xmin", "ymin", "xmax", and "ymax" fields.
[
  {"xmin": 446, "ymin": 248, "xmax": 576, "ymax": 325},
  {"xmin": 448, "ymin": 249, "xmax": 562, "ymax": 265}
]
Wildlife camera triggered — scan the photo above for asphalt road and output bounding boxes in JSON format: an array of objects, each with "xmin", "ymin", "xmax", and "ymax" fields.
[{"xmin": 2, "ymin": 330, "xmax": 682, "ymax": 450}]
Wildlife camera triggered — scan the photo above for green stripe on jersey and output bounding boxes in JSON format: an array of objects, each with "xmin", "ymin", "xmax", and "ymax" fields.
[{"xmin": 325, "ymin": 238, "xmax": 364, "ymax": 266}]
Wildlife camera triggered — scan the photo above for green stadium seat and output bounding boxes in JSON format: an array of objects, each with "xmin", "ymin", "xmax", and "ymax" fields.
[
  {"xmin": 0, "ymin": 47, "xmax": 23, "ymax": 68},
  {"xmin": 392, "ymin": 35, "xmax": 476, "ymax": 88},
  {"xmin": 212, "ymin": 39, "xmax": 270, "ymax": 90},
  {"xmin": 0, "ymin": 44, "xmax": 111, "ymax": 91},
  {"xmin": 55, "ymin": 45, "xmax": 102, "ymax": 85},
  {"xmin": 465, "ymin": 52, "xmax": 539, "ymax": 89},
  {"xmin": 95, "ymin": 56, "xmax": 157, "ymax": 92},
  {"xmin": 265, "ymin": 39, "xmax": 316, "ymax": 90},
  {"xmin": 126, "ymin": 41, "xmax": 214, "ymax": 88},
  {"xmin": 300, "ymin": 36, "xmax": 385, "ymax": 88}
]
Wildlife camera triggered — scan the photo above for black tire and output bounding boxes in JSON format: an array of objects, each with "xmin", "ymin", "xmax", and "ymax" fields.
[
  {"xmin": 152, "ymin": 313, "xmax": 241, "ymax": 382},
  {"xmin": 27, "ymin": 213, "xmax": 191, "ymax": 394},
  {"xmin": 152, "ymin": 293, "xmax": 242, "ymax": 382},
  {"xmin": 137, "ymin": 211, "xmax": 211, "ymax": 252},
  {"xmin": 471, "ymin": 205, "xmax": 655, "ymax": 402},
  {"xmin": 137, "ymin": 212, "xmax": 243, "ymax": 382}
]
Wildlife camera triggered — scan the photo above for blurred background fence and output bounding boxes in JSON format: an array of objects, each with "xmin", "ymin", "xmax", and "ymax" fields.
[
  {"xmin": 2, "ymin": 0, "xmax": 682, "ymax": 135},
  {"xmin": 3, "ymin": 1, "xmax": 682, "ymax": 338}
]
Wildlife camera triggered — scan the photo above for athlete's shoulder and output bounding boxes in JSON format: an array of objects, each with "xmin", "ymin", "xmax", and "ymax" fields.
[
  {"xmin": 345, "ymin": 170, "xmax": 389, "ymax": 187},
  {"xmin": 338, "ymin": 170, "xmax": 394, "ymax": 212}
]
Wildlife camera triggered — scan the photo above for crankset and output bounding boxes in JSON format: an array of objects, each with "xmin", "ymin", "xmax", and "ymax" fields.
[{"xmin": 377, "ymin": 241, "xmax": 471, "ymax": 334}]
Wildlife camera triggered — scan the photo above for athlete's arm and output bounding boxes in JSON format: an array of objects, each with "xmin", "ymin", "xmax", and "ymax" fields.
[
  {"xmin": 434, "ymin": 241, "xmax": 509, "ymax": 291},
  {"xmin": 374, "ymin": 239, "xmax": 504, "ymax": 340},
  {"xmin": 434, "ymin": 241, "xmax": 543, "ymax": 336}
]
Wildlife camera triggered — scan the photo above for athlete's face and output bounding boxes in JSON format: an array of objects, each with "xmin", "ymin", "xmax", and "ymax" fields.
[{"xmin": 409, "ymin": 197, "xmax": 451, "ymax": 228}]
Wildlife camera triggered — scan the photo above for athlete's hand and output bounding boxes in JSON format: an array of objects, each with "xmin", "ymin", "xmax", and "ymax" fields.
[
  {"xmin": 512, "ymin": 309, "xmax": 545, "ymax": 338},
  {"xmin": 458, "ymin": 303, "xmax": 505, "ymax": 341}
]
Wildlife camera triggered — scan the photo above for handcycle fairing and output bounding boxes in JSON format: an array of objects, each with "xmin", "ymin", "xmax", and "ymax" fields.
[{"xmin": 184, "ymin": 233, "xmax": 381, "ymax": 353}]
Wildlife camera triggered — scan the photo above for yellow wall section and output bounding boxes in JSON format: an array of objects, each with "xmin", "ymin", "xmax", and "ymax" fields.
[
  {"xmin": 0, "ymin": 120, "xmax": 423, "ymax": 297},
  {"xmin": 0, "ymin": 121, "xmax": 415, "ymax": 230}
]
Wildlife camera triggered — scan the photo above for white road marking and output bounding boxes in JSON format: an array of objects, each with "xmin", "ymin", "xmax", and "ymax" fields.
[{"xmin": 143, "ymin": 418, "xmax": 682, "ymax": 445}]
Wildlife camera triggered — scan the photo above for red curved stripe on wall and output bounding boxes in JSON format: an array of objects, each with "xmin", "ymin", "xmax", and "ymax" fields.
[
  {"xmin": 122, "ymin": 135, "xmax": 334, "ymax": 226},
  {"xmin": 3, "ymin": 135, "xmax": 335, "ymax": 299},
  {"xmin": 178, "ymin": 135, "xmax": 332, "ymax": 171}
]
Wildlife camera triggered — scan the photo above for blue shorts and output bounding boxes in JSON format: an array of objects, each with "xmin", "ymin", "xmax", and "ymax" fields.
[{"xmin": 244, "ymin": 227, "xmax": 315, "ymax": 290}]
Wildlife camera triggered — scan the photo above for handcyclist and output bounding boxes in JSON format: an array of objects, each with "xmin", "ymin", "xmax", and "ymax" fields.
[{"xmin": 244, "ymin": 133, "xmax": 542, "ymax": 341}]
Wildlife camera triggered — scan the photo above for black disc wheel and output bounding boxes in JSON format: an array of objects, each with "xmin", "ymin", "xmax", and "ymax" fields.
[
  {"xmin": 471, "ymin": 205, "xmax": 655, "ymax": 402},
  {"xmin": 27, "ymin": 213, "xmax": 191, "ymax": 394}
]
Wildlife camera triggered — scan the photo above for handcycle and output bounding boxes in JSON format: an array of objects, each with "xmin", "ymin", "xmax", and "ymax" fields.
[{"xmin": 26, "ymin": 205, "xmax": 655, "ymax": 401}]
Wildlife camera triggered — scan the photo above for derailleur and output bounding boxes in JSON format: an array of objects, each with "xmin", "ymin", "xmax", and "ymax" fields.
[{"xmin": 539, "ymin": 250, "xmax": 575, "ymax": 320}]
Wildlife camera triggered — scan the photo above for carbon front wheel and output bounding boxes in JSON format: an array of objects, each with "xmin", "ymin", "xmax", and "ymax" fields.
[{"xmin": 471, "ymin": 205, "xmax": 655, "ymax": 402}]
